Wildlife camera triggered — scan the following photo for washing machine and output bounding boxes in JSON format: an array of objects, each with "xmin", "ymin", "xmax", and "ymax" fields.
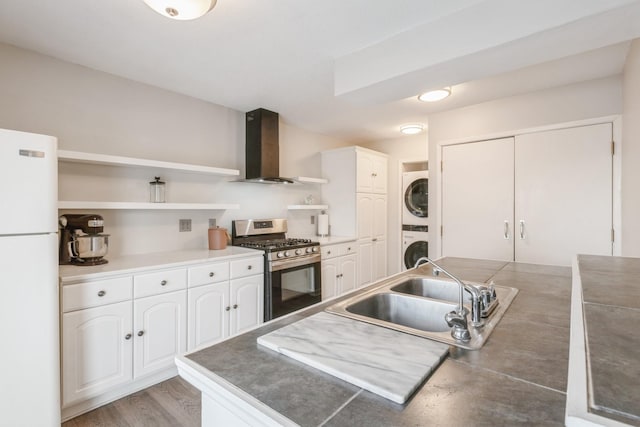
[
  {"xmin": 402, "ymin": 228, "xmax": 429, "ymax": 271},
  {"xmin": 402, "ymin": 170, "xmax": 428, "ymax": 226}
]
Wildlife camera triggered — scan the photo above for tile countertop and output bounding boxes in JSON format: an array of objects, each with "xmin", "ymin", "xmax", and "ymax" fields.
[
  {"xmin": 59, "ymin": 247, "xmax": 264, "ymax": 284},
  {"xmin": 566, "ymin": 255, "xmax": 640, "ymax": 426},
  {"xmin": 179, "ymin": 257, "xmax": 577, "ymax": 426}
]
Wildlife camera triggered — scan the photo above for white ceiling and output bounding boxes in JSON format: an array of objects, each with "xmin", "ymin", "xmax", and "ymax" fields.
[{"xmin": 1, "ymin": 0, "xmax": 640, "ymax": 141}]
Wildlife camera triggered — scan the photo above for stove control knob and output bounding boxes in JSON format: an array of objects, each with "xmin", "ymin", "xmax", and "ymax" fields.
[
  {"xmin": 284, "ymin": 251, "xmax": 291, "ymax": 257},
  {"xmin": 312, "ymin": 247, "xmax": 319, "ymax": 253},
  {"xmin": 306, "ymin": 247, "xmax": 312, "ymax": 254},
  {"xmin": 295, "ymin": 249, "xmax": 303, "ymax": 256},
  {"xmin": 277, "ymin": 252, "xmax": 284, "ymax": 258}
]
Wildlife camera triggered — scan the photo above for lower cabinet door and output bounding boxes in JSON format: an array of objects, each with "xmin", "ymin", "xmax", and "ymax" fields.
[
  {"xmin": 62, "ymin": 301, "xmax": 133, "ymax": 406},
  {"xmin": 321, "ymin": 259, "xmax": 338, "ymax": 300},
  {"xmin": 230, "ymin": 275, "xmax": 263, "ymax": 336},
  {"xmin": 339, "ymin": 254, "xmax": 358, "ymax": 294},
  {"xmin": 372, "ymin": 239, "xmax": 387, "ymax": 282},
  {"xmin": 187, "ymin": 282, "xmax": 230, "ymax": 351},
  {"xmin": 133, "ymin": 291, "xmax": 187, "ymax": 379}
]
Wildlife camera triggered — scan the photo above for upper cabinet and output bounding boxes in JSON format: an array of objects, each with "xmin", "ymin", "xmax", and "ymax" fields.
[{"xmin": 356, "ymin": 150, "xmax": 388, "ymax": 194}]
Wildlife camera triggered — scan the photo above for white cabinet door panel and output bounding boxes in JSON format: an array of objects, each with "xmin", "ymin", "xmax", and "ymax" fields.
[
  {"xmin": 321, "ymin": 260, "xmax": 338, "ymax": 300},
  {"xmin": 187, "ymin": 282, "xmax": 230, "ymax": 351},
  {"xmin": 133, "ymin": 291, "xmax": 186, "ymax": 378},
  {"xmin": 442, "ymin": 138, "xmax": 515, "ymax": 261},
  {"xmin": 230, "ymin": 276, "xmax": 263, "ymax": 336},
  {"xmin": 62, "ymin": 301, "xmax": 132, "ymax": 405},
  {"xmin": 514, "ymin": 123, "xmax": 612, "ymax": 265}
]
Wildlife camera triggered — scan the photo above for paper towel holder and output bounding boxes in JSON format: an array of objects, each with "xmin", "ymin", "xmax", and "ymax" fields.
[{"xmin": 317, "ymin": 210, "xmax": 329, "ymax": 237}]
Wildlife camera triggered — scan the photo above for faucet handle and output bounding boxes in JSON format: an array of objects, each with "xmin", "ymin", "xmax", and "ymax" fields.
[{"xmin": 489, "ymin": 280, "xmax": 497, "ymax": 299}]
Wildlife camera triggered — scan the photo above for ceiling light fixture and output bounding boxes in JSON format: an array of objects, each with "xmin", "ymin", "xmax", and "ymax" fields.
[
  {"xmin": 400, "ymin": 124, "xmax": 424, "ymax": 135},
  {"xmin": 418, "ymin": 87, "xmax": 451, "ymax": 102},
  {"xmin": 143, "ymin": 0, "xmax": 217, "ymax": 20}
]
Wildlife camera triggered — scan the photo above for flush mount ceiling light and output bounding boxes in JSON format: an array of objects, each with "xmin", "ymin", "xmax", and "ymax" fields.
[
  {"xmin": 418, "ymin": 87, "xmax": 451, "ymax": 102},
  {"xmin": 400, "ymin": 124, "xmax": 424, "ymax": 135},
  {"xmin": 143, "ymin": 0, "xmax": 217, "ymax": 20}
]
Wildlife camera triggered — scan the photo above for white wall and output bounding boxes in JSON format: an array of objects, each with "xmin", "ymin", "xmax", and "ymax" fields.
[
  {"xmin": 0, "ymin": 42, "xmax": 350, "ymax": 257},
  {"xmin": 428, "ymin": 76, "xmax": 623, "ymax": 257},
  {"xmin": 622, "ymin": 39, "xmax": 640, "ymax": 256},
  {"xmin": 361, "ymin": 133, "xmax": 428, "ymax": 274}
]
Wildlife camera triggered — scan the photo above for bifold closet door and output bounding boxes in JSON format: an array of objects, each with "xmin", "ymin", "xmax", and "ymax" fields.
[
  {"xmin": 514, "ymin": 123, "xmax": 613, "ymax": 266},
  {"xmin": 441, "ymin": 137, "xmax": 514, "ymax": 261}
]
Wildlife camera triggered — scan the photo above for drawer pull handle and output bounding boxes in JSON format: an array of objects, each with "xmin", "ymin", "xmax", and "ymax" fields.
[
  {"xmin": 160, "ymin": 280, "xmax": 167, "ymax": 286},
  {"xmin": 209, "ymin": 272, "xmax": 215, "ymax": 277},
  {"xmin": 327, "ymin": 250, "xmax": 331, "ymax": 255},
  {"xmin": 125, "ymin": 334, "xmax": 132, "ymax": 340},
  {"xmin": 347, "ymin": 247, "xmax": 351, "ymax": 251},
  {"xmin": 225, "ymin": 306, "xmax": 230, "ymax": 311},
  {"xmin": 97, "ymin": 290, "xmax": 106, "ymax": 297},
  {"xmin": 233, "ymin": 304, "xmax": 238, "ymax": 309},
  {"xmin": 247, "ymin": 265, "xmax": 252, "ymax": 270},
  {"xmin": 137, "ymin": 330, "xmax": 145, "ymax": 337}
]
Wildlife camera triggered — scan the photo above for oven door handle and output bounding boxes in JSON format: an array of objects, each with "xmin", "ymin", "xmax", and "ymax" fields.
[{"xmin": 270, "ymin": 254, "xmax": 321, "ymax": 272}]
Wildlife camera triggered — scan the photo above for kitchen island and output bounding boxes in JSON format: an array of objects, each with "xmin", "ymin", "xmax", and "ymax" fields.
[{"xmin": 177, "ymin": 257, "xmax": 574, "ymax": 426}]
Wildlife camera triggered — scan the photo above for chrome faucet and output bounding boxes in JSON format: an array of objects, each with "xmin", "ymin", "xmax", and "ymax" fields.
[{"xmin": 414, "ymin": 257, "xmax": 496, "ymax": 342}]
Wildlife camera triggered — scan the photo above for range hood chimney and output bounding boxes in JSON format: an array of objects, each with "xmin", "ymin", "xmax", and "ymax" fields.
[{"xmin": 244, "ymin": 108, "xmax": 293, "ymax": 184}]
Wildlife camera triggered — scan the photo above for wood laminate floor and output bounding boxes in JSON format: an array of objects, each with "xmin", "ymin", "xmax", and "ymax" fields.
[{"xmin": 62, "ymin": 377, "xmax": 201, "ymax": 427}]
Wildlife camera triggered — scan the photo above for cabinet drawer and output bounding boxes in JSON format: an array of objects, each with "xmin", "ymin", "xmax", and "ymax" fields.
[
  {"xmin": 134, "ymin": 268, "xmax": 187, "ymax": 298},
  {"xmin": 62, "ymin": 276, "xmax": 132, "ymax": 312},
  {"xmin": 230, "ymin": 257, "xmax": 263, "ymax": 279},
  {"xmin": 322, "ymin": 242, "xmax": 356, "ymax": 260},
  {"xmin": 188, "ymin": 262, "xmax": 230, "ymax": 288}
]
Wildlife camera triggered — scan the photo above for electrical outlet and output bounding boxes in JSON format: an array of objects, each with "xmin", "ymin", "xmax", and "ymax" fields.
[
  {"xmin": 179, "ymin": 219, "xmax": 192, "ymax": 232},
  {"xmin": 310, "ymin": 215, "xmax": 315, "ymax": 225},
  {"xmin": 208, "ymin": 218, "xmax": 217, "ymax": 228}
]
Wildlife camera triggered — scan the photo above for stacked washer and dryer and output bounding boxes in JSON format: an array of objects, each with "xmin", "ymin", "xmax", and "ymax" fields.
[{"xmin": 402, "ymin": 170, "xmax": 429, "ymax": 270}]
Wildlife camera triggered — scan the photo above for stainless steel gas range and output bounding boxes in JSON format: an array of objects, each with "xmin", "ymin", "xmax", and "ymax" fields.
[{"xmin": 231, "ymin": 219, "xmax": 321, "ymax": 321}]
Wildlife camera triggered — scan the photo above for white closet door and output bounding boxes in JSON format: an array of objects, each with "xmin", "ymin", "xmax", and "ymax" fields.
[
  {"xmin": 441, "ymin": 137, "xmax": 514, "ymax": 261},
  {"xmin": 514, "ymin": 123, "xmax": 612, "ymax": 265}
]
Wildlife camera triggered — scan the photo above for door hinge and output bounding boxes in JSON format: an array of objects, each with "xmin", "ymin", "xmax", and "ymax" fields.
[
  {"xmin": 440, "ymin": 225, "xmax": 443, "ymax": 237},
  {"xmin": 440, "ymin": 160, "xmax": 443, "ymax": 172},
  {"xmin": 612, "ymin": 141, "xmax": 615, "ymax": 156},
  {"xmin": 612, "ymin": 228, "xmax": 615, "ymax": 242}
]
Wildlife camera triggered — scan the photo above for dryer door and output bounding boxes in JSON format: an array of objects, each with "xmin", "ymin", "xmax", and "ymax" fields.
[
  {"xmin": 404, "ymin": 177, "xmax": 428, "ymax": 218},
  {"xmin": 404, "ymin": 240, "xmax": 429, "ymax": 270}
]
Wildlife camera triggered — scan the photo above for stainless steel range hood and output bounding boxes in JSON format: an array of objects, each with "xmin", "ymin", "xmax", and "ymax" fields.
[{"xmin": 239, "ymin": 108, "xmax": 294, "ymax": 184}]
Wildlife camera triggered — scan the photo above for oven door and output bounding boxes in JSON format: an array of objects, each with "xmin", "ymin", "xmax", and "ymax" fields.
[{"xmin": 267, "ymin": 255, "xmax": 321, "ymax": 321}]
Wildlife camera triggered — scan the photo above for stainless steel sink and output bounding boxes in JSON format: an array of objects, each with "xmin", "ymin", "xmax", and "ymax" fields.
[
  {"xmin": 346, "ymin": 293, "xmax": 456, "ymax": 333},
  {"xmin": 326, "ymin": 273, "xmax": 518, "ymax": 350},
  {"xmin": 391, "ymin": 278, "xmax": 471, "ymax": 304}
]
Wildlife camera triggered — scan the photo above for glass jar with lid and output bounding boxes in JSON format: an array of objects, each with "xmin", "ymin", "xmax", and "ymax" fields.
[{"xmin": 149, "ymin": 176, "xmax": 166, "ymax": 203}]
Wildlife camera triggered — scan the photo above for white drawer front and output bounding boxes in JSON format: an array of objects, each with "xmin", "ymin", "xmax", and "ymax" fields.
[
  {"xmin": 322, "ymin": 242, "xmax": 356, "ymax": 260},
  {"xmin": 230, "ymin": 256, "xmax": 263, "ymax": 279},
  {"xmin": 134, "ymin": 268, "xmax": 187, "ymax": 298},
  {"xmin": 188, "ymin": 262, "xmax": 230, "ymax": 288},
  {"xmin": 62, "ymin": 276, "xmax": 132, "ymax": 312}
]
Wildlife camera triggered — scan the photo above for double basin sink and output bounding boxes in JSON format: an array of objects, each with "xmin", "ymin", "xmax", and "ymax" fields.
[{"xmin": 326, "ymin": 273, "xmax": 518, "ymax": 350}]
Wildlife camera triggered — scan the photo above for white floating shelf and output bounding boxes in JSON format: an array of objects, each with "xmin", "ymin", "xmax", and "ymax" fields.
[
  {"xmin": 58, "ymin": 201, "xmax": 240, "ymax": 210},
  {"xmin": 292, "ymin": 176, "xmax": 329, "ymax": 184},
  {"xmin": 58, "ymin": 150, "xmax": 240, "ymax": 177},
  {"xmin": 287, "ymin": 204, "xmax": 329, "ymax": 210}
]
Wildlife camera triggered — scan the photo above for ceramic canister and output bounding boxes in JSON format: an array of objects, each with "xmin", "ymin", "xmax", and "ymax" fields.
[{"xmin": 208, "ymin": 227, "xmax": 228, "ymax": 250}]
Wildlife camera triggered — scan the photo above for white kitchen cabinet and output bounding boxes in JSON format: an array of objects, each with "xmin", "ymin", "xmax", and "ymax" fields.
[
  {"xmin": 321, "ymin": 242, "xmax": 357, "ymax": 299},
  {"xmin": 357, "ymin": 193, "xmax": 387, "ymax": 287},
  {"xmin": 357, "ymin": 150, "xmax": 388, "ymax": 194},
  {"xmin": 230, "ymin": 275, "xmax": 263, "ymax": 335},
  {"xmin": 60, "ymin": 253, "xmax": 263, "ymax": 420},
  {"xmin": 133, "ymin": 290, "xmax": 187, "ymax": 379},
  {"xmin": 62, "ymin": 300, "xmax": 133, "ymax": 406},
  {"xmin": 321, "ymin": 146, "xmax": 388, "ymax": 288},
  {"xmin": 441, "ymin": 123, "xmax": 613, "ymax": 266},
  {"xmin": 187, "ymin": 258, "xmax": 263, "ymax": 351},
  {"xmin": 188, "ymin": 282, "xmax": 229, "ymax": 350}
]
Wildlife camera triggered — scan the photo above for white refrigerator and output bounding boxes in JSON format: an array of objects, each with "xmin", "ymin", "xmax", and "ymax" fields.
[{"xmin": 0, "ymin": 128, "xmax": 60, "ymax": 426}]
